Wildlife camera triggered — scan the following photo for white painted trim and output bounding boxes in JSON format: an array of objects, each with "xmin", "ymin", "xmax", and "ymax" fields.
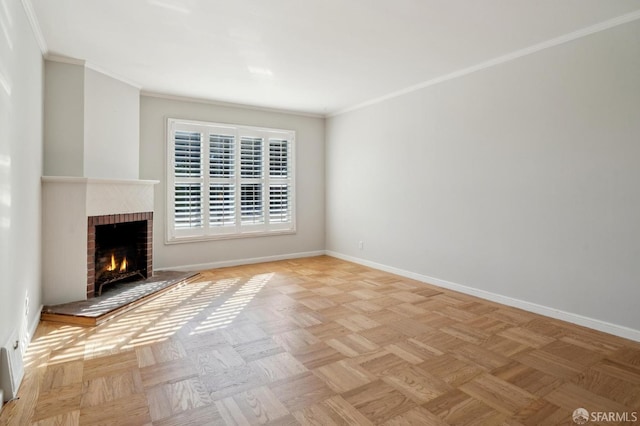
[
  {"xmin": 27, "ymin": 305, "xmax": 42, "ymax": 345},
  {"xmin": 141, "ymin": 91, "xmax": 325, "ymax": 119},
  {"xmin": 19, "ymin": 0, "xmax": 47, "ymax": 54},
  {"xmin": 165, "ymin": 119, "xmax": 296, "ymax": 243},
  {"xmin": 42, "ymin": 176, "xmax": 159, "ymax": 185},
  {"xmin": 84, "ymin": 62, "xmax": 142, "ymax": 90},
  {"xmin": 44, "ymin": 55, "xmax": 142, "ymax": 90},
  {"xmin": 325, "ymin": 251, "xmax": 640, "ymax": 343},
  {"xmin": 155, "ymin": 250, "xmax": 326, "ymax": 272},
  {"xmin": 165, "ymin": 230, "xmax": 298, "ymax": 245},
  {"xmin": 44, "ymin": 53, "xmax": 85, "ymax": 66},
  {"xmin": 331, "ymin": 9, "xmax": 640, "ymax": 117}
]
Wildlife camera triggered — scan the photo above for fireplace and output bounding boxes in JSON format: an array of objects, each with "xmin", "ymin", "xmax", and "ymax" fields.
[
  {"xmin": 87, "ymin": 212, "xmax": 153, "ymax": 298},
  {"xmin": 42, "ymin": 177, "xmax": 158, "ymax": 305}
]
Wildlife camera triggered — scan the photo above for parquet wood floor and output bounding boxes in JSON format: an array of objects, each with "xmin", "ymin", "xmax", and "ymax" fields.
[{"xmin": 2, "ymin": 256, "xmax": 639, "ymax": 425}]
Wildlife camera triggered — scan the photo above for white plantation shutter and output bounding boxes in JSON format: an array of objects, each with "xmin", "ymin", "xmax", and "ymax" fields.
[
  {"xmin": 269, "ymin": 184, "xmax": 290, "ymax": 223},
  {"xmin": 209, "ymin": 184, "xmax": 235, "ymax": 226},
  {"xmin": 240, "ymin": 137, "xmax": 264, "ymax": 225},
  {"xmin": 173, "ymin": 131, "xmax": 203, "ymax": 230},
  {"xmin": 240, "ymin": 183, "xmax": 263, "ymax": 224},
  {"xmin": 175, "ymin": 184, "xmax": 203, "ymax": 228},
  {"xmin": 240, "ymin": 137, "xmax": 263, "ymax": 178},
  {"xmin": 209, "ymin": 134, "xmax": 235, "ymax": 178},
  {"xmin": 167, "ymin": 119, "xmax": 295, "ymax": 242},
  {"xmin": 269, "ymin": 139, "xmax": 288, "ymax": 177},
  {"xmin": 209, "ymin": 134, "xmax": 236, "ymax": 228},
  {"xmin": 268, "ymin": 139, "xmax": 292, "ymax": 223},
  {"xmin": 174, "ymin": 131, "xmax": 202, "ymax": 177}
]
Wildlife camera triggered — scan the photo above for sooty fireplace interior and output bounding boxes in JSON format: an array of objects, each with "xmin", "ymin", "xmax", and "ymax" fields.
[{"xmin": 87, "ymin": 212, "xmax": 153, "ymax": 298}]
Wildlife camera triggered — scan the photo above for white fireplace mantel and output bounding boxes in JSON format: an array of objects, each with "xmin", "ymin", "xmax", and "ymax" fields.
[
  {"xmin": 41, "ymin": 177, "xmax": 159, "ymax": 305},
  {"xmin": 42, "ymin": 176, "xmax": 159, "ymax": 216}
]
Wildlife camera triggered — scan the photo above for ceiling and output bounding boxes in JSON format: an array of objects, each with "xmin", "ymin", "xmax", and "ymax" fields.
[{"xmin": 31, "ymin": 0, "xmax": 640, "ymax": 116}]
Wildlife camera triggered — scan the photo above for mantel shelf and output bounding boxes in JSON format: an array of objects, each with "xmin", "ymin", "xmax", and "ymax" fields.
[{"xmin": 41, "ymin": 176, "xmax": 159, "ymax": 185}]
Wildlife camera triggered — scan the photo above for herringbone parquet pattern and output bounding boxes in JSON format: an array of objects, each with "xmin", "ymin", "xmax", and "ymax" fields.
[{"xmin": 2, "ymin": 256, "xmax": 639, "ymax": 425}]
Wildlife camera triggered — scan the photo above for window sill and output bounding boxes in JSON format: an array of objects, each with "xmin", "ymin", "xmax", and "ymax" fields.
[{"xmin": 165, "ymin": 228, "xmax": 297, "ymax": 245}]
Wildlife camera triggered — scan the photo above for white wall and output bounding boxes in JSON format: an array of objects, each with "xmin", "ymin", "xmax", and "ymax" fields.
[
  {"xmin": 43, "ymin": 61, "xmax": 84, "ymax": 176},
  {"xmin": 41, "ymin": 180, "xmax": 87, "ymax": 305},
  {"xmin": 0, "ymin": 0, "xmax": 44, "ymax": 348},
  {"xmin": 43, "ymin": 62, "xmax": 140, "ymax": 179},
  {"xmin": 326, "ymin": 20, "xmax": 640, "ymax": 335},
  {"xmin": 140, "ymin": 95, "xmax": 325, "ymax": 269},
  {"xmin": 84, "ymin": 68, "xmax": 139, "ymax": 179}
]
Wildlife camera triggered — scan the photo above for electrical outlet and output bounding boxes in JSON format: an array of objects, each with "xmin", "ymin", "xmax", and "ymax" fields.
[{"xmin": 358, "ymin": 241, "xmax": 364, "ymax": 250}]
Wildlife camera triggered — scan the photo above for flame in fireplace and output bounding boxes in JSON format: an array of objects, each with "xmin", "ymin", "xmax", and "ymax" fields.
[
  {"xmin": 106, "ymin": 253, "xmax": 128, "ymax": 272},
  {"xmin": 107, "ymin": 254, "xmax": 116, "ymax": 271}
]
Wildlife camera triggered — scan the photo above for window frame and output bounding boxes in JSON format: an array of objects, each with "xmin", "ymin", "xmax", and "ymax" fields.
[{"xmin": 166, "ymin": 118, "xmax": 296, "ymax": 244}]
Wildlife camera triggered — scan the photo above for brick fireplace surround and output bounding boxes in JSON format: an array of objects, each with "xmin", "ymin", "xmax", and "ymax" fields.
[
  {"xmin": 87, "ymin": 212, "xmax": 153, "ymax": 298},
  {"xmin": 42, "ymin": 176, "xmax": 159, "ymax": 306}
]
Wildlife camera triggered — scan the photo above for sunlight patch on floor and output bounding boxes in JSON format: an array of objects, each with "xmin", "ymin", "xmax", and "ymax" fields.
[{"xmin": 191, "ymin": 273, "xmax": 274, "ymax": 335}]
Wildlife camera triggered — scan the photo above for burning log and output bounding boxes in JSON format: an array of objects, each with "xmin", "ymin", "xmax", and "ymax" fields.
[{"xmin": 96, "ymin": 252, "xmax": 143, "ymax": 295}]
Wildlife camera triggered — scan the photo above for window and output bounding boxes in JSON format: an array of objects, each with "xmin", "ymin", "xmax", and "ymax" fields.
[{"xmin": 167, "ymin": 119, "xmax": 295, "ymax": 242}]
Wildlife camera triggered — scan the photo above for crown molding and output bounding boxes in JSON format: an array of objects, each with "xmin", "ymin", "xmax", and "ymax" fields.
[
  {"xmin": 84, "ymin": 62, "xmax": 142, "ymax": 90},
  {"xmin": 19, "ymin": 0, "xmax": 640, "ymax": 119},
  {"xmin": 44, "ymin": 53, "xmax": 85, "ymax": 66},
  {"xmin": 21, "ymin": 0, "xmax": 141, "ymax": 91},
  {"xmin": 331, "ymin": 9, "xmax": 640, "ymax": 117},
  {"xmin": 20, "ymin": 0, "xmax": 47, "ymax": 54},
  {"xmin": 141, "ymin": 91, "xmax": 325, "ymax": 119},
  {"xmin": 44, "ymin": 54, "xmax": 142, "ymax": 90}
]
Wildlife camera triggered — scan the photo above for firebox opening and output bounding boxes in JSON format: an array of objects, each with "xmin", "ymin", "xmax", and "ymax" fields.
[{"xmin": 95, "ymin": 221, "xmax": 147, "ymax": 295}]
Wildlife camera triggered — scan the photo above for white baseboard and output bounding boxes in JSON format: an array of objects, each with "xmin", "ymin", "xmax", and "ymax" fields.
[
  {"xmin": 28, "ymin": 306, "xmax": 42, "ymax": 344},
  {"xmin": 326, "ymin": 251, "xmax": 640, "ymax": 343},
  {"xmin": 155, "ymin": 250, "xmax": 326, "ymax": 272}
]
